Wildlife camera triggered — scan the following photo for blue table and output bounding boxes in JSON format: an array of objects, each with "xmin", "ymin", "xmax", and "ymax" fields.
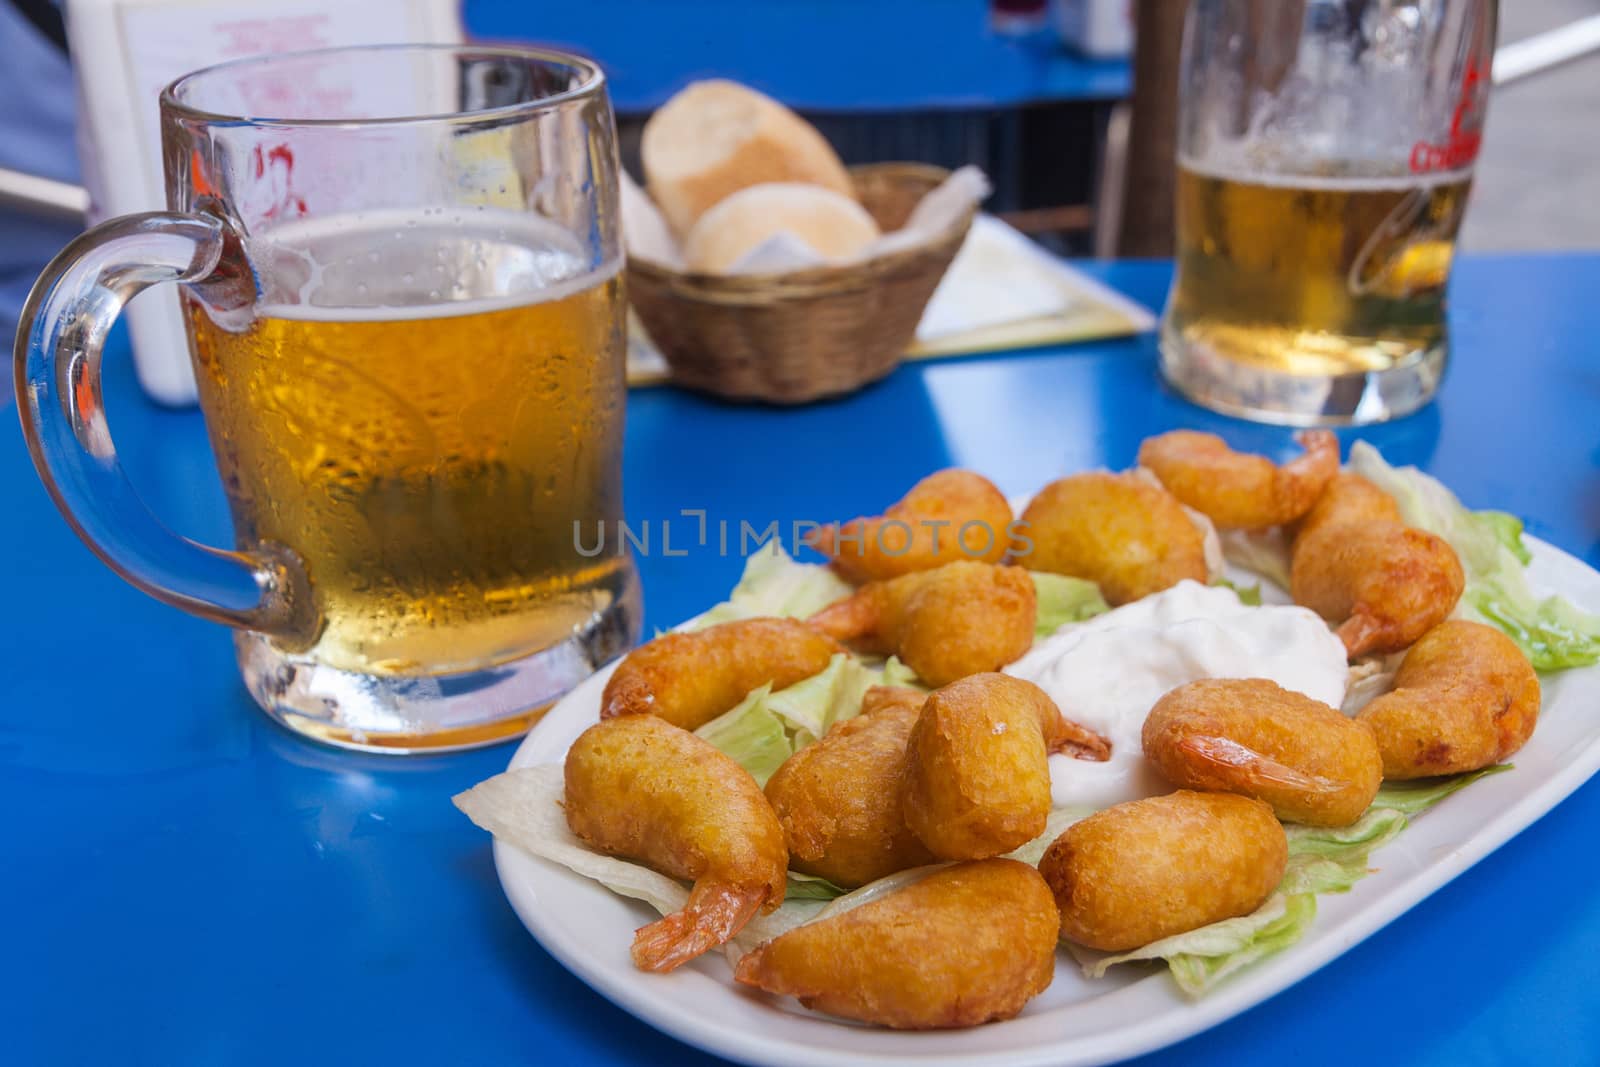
[
  {"xmin": 4, "ymin": 255, "xmax": 1599, "ymax": 1066},
  {"xmin": 463, "ymin": 0, "xmax": 1130, "ymax": 113}
]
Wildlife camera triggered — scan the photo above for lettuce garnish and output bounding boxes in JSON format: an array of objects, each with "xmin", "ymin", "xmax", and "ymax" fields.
[
  {"xmin": 1349, "ymin": 441, "xmax": 1600, "ymax": 670},
  {"xmin": 1211, "ymin": 576, "xmax": 1264, "ymax": 606},
  {"xmin": 1031, "ymin": 572, "xmax": 1110, "ymax": 637},
  {"xmin": 695, "ymin": 543, "xmax": 855, "ymax": 627},
  {"xmin": 694, "ymin": 653, "xmax": 916, "ymax": 786}
]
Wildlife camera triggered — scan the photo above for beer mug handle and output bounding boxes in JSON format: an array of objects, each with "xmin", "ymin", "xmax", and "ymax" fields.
[{"xmin": 15, "ymin": 212, "xmax": 319, "ymax": 646}]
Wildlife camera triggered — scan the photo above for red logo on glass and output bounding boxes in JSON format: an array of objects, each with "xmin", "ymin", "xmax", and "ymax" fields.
[{"xmin": 1410, "ymin": 58, "xmax": 1486, "ymax": 174}]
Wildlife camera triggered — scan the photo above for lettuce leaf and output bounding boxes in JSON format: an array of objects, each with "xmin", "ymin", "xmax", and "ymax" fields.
[
  {"xmin": 1031, "ymin": 573, "xmax": 1110, "ymax": 637},
  {"xmin": 1347, "ymin": 441, "xmax": 1600, "ymax": 670},
  {"xmin": 785, "ymin": 871, "xmax": 847, "ymax": 901},
  {"xmin": 693, "ymin": 654, "xmax": 916, "ymax": 784},
  {"xmin": 1370, "ymin": 764, "xmax": 1511, "ymax": 815},
  {"xmin": 1087, "ymin": 893, "xmax": 1316, "ymax": 995},
  {"xmin": 1219, "ymin": 527, "xmax": 1294, "ymax": 592},
  {"xmin": 1212, "ymin": 577, "xmax": 1264, "ymax": 607},
  {"xmin": 880, "ymin": 656, "xmax": 921, "ymax": 689},
  {"xmin": 767, "ymin": 653, "xmax": 880, "ymax": 747},
  {"xmin": 1084, "ymin": 765, "xmax": 1508, "ymax": 996},
  {"xmin": 695, "ymin": 543, "xmax": 853, "ymax": 628},
  {"xmin": 692, "ymin": 683, "xmax": 790, "ymax": 786},
  {"xmin": 1281, "ymin": 808, "xmax": 1408, "ymax": 894},
  {"xmin": 454, "ymin": 765, "xmax": 689, "ymax": 918}
]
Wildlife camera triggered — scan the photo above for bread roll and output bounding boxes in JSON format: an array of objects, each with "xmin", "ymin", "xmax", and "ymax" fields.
[
  {"xmin": 643, "ymin": 79, "xmax": 855, "ymax": 238},
  {"xmin": 683, "ymin": 183, "xmax": 880, "ymax": 274}
]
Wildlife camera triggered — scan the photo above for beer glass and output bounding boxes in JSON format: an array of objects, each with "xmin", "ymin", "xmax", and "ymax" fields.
[
  {"xmin": 1162, "ymin": 0, "xmax": 1497, "ymax": 424},
  {"xmin": 15, "ymin": 45, "xmax": 640, "ymax": 752}
]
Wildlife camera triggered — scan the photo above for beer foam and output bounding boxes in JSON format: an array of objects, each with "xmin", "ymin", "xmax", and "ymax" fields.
[
  {"xmin": 255, "ymin": 259, "xmax": 622, "ymax": 323},
  {"xmin": 1177, "ymin": 154, "xmax": 1474, "ymax": 192},
  {"xmin": 247, "ymin": 207, "xmax": 621, "ymax": 321}
]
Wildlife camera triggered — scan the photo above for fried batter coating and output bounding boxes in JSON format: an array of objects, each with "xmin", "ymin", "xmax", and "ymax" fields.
[
  {"xmin": 1358, "ymin": 620, "xmax": 1541, "ymax": 780},
  {"xmin": 1290, "ymin": 506, "xmax": 1464, "ymax": 659},
  {"xmin": 601, "ymin": 617, "xmax": 842, "ymax": 730},
  {"xmin": 564, "ymin": 715, "xmax": 788, "ymax": 972},
  {"xmin": 1138, "ymin": 430, "xmax": 1340, "ymax": 530},
  {"xmin": 1018, "ymin": 471, "xmax": 1209, "ymax": 605},
  {"xmin": 1295, "ymin": 471, "xmax": 1401, "ymax": 544},
  {"xmin": 807, "ymin": 469, "xmax": 1014, "ymax": 583},
  {"xmin": 1143, "ymin": 678, "xmax": 1382, "ymax": 826},
  {"xmin": 902, "ymin": 673, "xmax": 1109, "ymax": 860},
  {"xmin": 764, "ymin": 687, "xmax": 935, "ymax": 889},
  {"xmin": 808, "ymin": 561, "xmax": 1036, "ymax": 687},
  {"xmin": 1039, "ymin": 790, "xmax": 1287, "ymax": 951},
  {"xmin": 733, "ymin": 859, "xmax": 1058, "ymax": 1029}
]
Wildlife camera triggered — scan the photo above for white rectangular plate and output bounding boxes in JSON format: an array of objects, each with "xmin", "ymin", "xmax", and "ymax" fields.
[{"xmin": 492, "ymin": 536, "xmax": 1600, "ymax": 1067}]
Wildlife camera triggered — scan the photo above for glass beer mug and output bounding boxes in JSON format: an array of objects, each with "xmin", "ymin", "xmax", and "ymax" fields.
[
  {"xmin": 16, "ymin": 45, "xmax": 640, "ymax": 752},
  {"xmin": 1162, "ymin": 0, "xmax": 1497, "ymax": 424}
]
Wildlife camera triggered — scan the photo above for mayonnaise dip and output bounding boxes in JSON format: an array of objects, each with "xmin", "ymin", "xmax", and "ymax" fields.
[{"xmin": 1004, "ymin": 580, "xmax": 1348, "ymax": 810}]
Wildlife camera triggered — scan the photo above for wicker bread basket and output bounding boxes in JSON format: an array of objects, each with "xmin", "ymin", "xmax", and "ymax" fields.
[{"xmin": 627, "ymin": 163, "xmax": 975, "ymax": 404}]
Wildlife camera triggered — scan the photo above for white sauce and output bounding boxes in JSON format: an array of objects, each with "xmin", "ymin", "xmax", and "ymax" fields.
[{"xmin": 1005, "ymin": 580, "xmax": 1348, "ymax": 810}]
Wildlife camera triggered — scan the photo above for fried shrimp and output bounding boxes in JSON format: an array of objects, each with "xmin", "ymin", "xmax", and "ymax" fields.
[
  {"xmin": 1289, "ymin": 476, "xmax": 1465, "ymax": 658},
  {"xmin": 563, "ymin": 715, "xmax": 788, "ymax": 972},
  {"xmin": 1358, "ymin": 620, "xmax": 1541, "ymax": 779},
  {"xmin": 1040, "ymin": 790, "xmax": 1287, "ymax": 951},
  {"xmin": 807, "ymin": 469, "xmax": 1014, "ymax": 583},
  {"xmin": 1295, "ymin": 471, "xmax": 1401, "ymax": 544},
  {"xmin": 1143, "ymin": 678, "xmax": 1383, "ymax": 826},
  {"xmin": 1018, "ymin": 471, "xmax": 1209, "ymax": 605},
  {"xmin": 600, "ymin": 617, "xmax": 841, "ymax": 730},
  {"xmin": 902, "ymin": 673, "xmax": 1109, "ymax": 860},
  {"xmin": 1137, "ymin": 430, "xmax": 1340, "ymax": 530},
  {"xmin": 764, "ymin": 687, "xmax": 935, "ymax": 889},
  {"xmin": 734, "ymin": 859, "xmax": 1059, "ymax": 1029},
  {"xmin": 808, "ymin": 561, "xmax": 1036, "ymax": 687}
]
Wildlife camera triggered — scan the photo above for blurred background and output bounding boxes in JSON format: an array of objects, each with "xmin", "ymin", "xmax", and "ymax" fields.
[{"xmin": 4, "ymin": 0, "xmax": 1598, "ymax": 351}]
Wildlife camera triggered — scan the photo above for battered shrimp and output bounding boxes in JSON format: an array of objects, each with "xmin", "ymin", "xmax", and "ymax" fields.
[
  {"xmin": 1294, "ymin": 471, "xmax": 1401, "ymax": 544},
  {"xmin": 1358, "ymin": 620, "xmax": 1541, "ymax": 779},
  {"xmin": 563, "ymin": 715, "xmax": 788, "ymax": 972},
  {"xmin": 1018, "ymin": 471, "xmax": 1209, "ymax": 605},
  {"xmin": 902, "ymin": 673, "xmax": 1110, "ymax": 860},
  {"xmin": 1143, "ymin": 678, "xmax": 1383, "ymax": 826},
  {"xmin": 1290, "ymin": 483, "xmax": 1464, "ymax": 658},
  {"xmin": 1138, "ymin": 430, "xmax": 1340, "ymax": 530},
  {"xmin": 1040, "ymin": 791, "xmax": 1287, "ymax": 951},
  {"xmin": 734, "ymin": 859, "xmax": 1059, "ymax": 1029},
  {"xmin": 764, "ymin": 687, "xmax": 935, "ymax": 889},
  {"xmin": 601, "ymin": 617, "xmax": 841, "ymax": 730},
  {"xmin": 807, "ymin": 469, "xmax": 1014, "ymax": 583},
  {"xmin": 808, "ymin": 561, "xmax": 1036, "ymax": 687}
]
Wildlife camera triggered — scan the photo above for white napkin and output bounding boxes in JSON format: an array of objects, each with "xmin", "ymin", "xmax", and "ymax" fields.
[{"xmin": 918, "ymin": 214, "xmax": 1089, "ymax": 341}]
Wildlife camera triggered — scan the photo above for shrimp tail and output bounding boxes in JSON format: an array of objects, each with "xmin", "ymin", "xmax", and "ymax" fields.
[
  {"xmin": 1176, "ymin": 734, "xmax": 1344, "ymax": 795},
  {"xmin": 1337, "ymin": 610, "xmax": 1389, "ymax": 659},
  {"xmin": 805, "ymin": 523, "xmax": 841, "ymax": 560},
  {"xmin": 807, "ymin": 589, "xmax": 881, "ymax": 644},
  {"xmin": 599, "ymin": 668, "xmax": 654, "ymax": 719},
  {"xmin": 1292, "ymin": 430, "xmax": 1340, "ymax": 470},
  {"xmin": 807, "ymin": 519, "xmax": 875, "ymax": 571},
  {"xmin": 1042, "ymin": 716, "xmax": 1113, "ymax": 762},
  {"xmin": 630, "ymin": 883, "xmax": 770, "ymax": 973}
]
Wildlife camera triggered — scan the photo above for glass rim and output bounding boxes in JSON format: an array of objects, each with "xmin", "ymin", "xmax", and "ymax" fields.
[{"xmin": 160, "ymin": 42, "xmax": 606, "ymax": 130}]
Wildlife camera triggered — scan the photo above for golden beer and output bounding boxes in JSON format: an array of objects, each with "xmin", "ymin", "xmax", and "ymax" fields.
[
  {"xmin": 1166, "ymin": 161, "xmax": 1473, "ymax": 377},
  {"xmin": 185, "ymin": 217, "xmax": 629, "ymax": 676}
]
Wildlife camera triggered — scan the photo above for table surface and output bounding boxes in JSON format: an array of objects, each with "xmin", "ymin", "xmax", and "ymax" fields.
[
  {"xmin": 463, "ymin": 0, "xmax": 1131, "ymax": 113},
  {"xmin": 5, "ymin": 254, "xmax": 1599, "ymax": 1066}
]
